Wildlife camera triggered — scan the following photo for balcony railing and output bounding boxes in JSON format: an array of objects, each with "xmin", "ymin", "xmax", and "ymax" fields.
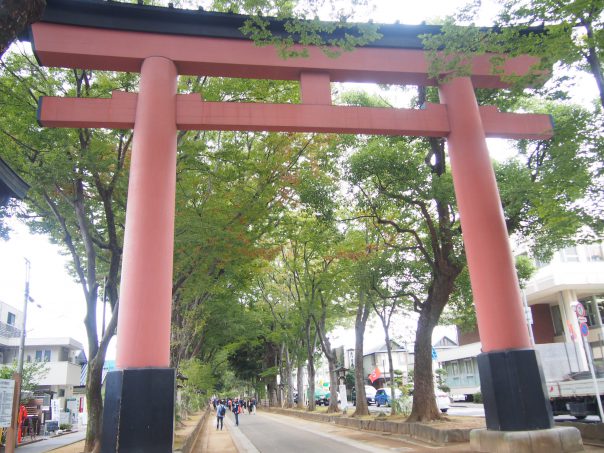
[{"xmin": 0, "ymin": 322, "xmax": 21, "ymax": 338}]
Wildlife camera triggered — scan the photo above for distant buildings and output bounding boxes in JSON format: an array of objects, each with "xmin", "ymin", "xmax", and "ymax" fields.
[
  {"xmin": 0, "ymin": 299, "xmax": 87, "ymax": 425},
  {"xmin": 438, "ymin": 242, "xmax": 604, "ymax": 400}
]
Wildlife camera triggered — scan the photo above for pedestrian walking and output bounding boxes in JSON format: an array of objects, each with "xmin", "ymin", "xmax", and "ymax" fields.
[
  {"xmin": 232, "ymin": 398, "xmax": 241, "ymax": 426},
  {"xmin": 216, "ymin": 400, "xmax": 226, "ymax": 430}
]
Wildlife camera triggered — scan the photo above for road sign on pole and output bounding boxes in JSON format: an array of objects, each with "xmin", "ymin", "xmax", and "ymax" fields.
[
  {"xmin": 575, "ymin": 303, "xmax": 586, "ymax": 317},
  {"xmin": 580, "ymin": 322, "xmax": 589, "ymax": 337}
]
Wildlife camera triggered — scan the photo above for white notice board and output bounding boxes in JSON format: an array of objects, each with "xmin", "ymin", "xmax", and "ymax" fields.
[{"xmin": 0, "ymin": 379, "xmax": 15, "ymax": 428}]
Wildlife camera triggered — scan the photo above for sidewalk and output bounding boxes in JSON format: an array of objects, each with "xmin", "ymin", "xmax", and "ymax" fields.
[
  {"xmin": 198, "ymin": 412, "xmax": 238, "ymax": 453},
  {"xmin": 15, "ymin": 430, "xmax": 86, "ymax": 453}
]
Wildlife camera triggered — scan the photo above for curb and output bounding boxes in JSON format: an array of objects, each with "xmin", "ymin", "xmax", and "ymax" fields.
[
  {"xmin": 174, "ymin": 409, "xmax": 210, "ymax": 453},
  {"xmin": 264, "ymin": 407, "xmax": 473, "ymax": 445},
  {"xmin": 555, "ymin": 420, "xmax": 604, "ymax": 444}
]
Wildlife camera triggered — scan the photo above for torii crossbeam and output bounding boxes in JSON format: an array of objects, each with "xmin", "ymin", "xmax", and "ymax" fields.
[{"xmin": 26, "ymin": 1, "xmax": 577, "ymax": 452}]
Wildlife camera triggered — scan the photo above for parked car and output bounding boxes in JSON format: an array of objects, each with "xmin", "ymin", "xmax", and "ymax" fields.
[
  {"xmin": 375, "ymin": 388, "xmax": 402, "ymax": 407},
  {"xmin": 324, "ymin": 391, "xmax": 340, "ymax": 405},
  {"xmin": 399, "ymin": 387, "xmax": 451, "ymax": 413},
  {"xmin": 435, "ymin": 389, "xmax": 450, "ymax": 413},
  {"xmin": 365, "ymin": 385, "xmax": 377, "ymax": 405}
]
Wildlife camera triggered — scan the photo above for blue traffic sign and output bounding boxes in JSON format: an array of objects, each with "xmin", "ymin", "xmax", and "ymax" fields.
[{"xmin": 580, "ymin": 322, "xmax": 589, "ymax": 337}]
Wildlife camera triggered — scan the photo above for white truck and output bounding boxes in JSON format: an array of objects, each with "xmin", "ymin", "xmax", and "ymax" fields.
[{"xmin": 538, "ymin": 342, "xmax": 604, "ymax": 419}]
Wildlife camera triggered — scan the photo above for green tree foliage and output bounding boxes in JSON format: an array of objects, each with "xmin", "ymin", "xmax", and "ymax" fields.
[
  {"xmin": 0, "ymin": 361, "xmax": 48, "ymax": 399},
  {"xmin": 211, "ymin": 0, "xmax": 381, "ymax": 59},
  {"xmin": 0, "ymin": 51, "xmax": 129, "ymax": 451},
  {"xmin": 348, "ymin": 125, "xmax": 464, "ymax": 422},
  {"xmin": 498, "ymin": 0, "xmax": 604, "ymax": 109}
]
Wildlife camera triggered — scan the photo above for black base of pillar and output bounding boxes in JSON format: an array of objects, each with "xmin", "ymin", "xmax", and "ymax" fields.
[
  {"xmin": 477, "ymin": 348, "xmax": 553, "ymax": 431},
  {"xmin": 101, "ymin": 368, "xmax": 175, "ymax": 453}
]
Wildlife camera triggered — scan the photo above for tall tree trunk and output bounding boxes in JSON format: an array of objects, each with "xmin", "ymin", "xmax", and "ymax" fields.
[
  {"xmin": 352, "ymin": 290, "xmax": 371, "ymax": 416},
  {"xmin": 407, "ymin": 275, "xmax": 456, "ymax": 422},
  {"xmin": 277, "ymin": 344, "xmax": 284, "ymax": 407},
  {"xmin": 384, "ymin": 328, "xmax": 397, "ymax": 415},
  {"xmin": 583, "ymin": 20, "xmax": 604, "ymax": 110},
  {"xmin": 306, "ymin": 357, "xmax": 316, "ymax": 411},
  {"xmin": 84, "ymin": 304, "xmax": 118, "ymax": 452},
  {"xmin": 84, "ymin": 357, "xmax": 103, "ymax": 453},
  {"xmin": 285, "ymin": 345, "xmax": 295, "ymax": 408},
  {"xmin": 296, "ymin": 360, "xmax": 305, "ymax": 409},
  {"xmin": 268, "ymin": 378, "xmax": 278, "ymax": 407},
  {"xmin": 305, "ymin": 321, "xmax": 317, "ymax": 411},
  {"xmin": 0, "ymin": 0, "xmax": 46, "ymax": 58},
  {"xmin": 325, "ymin": 347, "xmax": 339, "ymax": 413}
]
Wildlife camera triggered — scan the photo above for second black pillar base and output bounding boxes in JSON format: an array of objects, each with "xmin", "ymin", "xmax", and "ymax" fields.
[
  {"xmin": 101, "ymin": 368, "xmax": 175, "ymax": 453},
  {"xmin": 477, "ymin": 348, "xmax": 553, "ymax": 431}
]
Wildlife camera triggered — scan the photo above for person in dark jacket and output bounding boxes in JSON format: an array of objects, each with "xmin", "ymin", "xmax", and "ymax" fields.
[
  {"xmin": 216, "ymin": 400, "xmax": 226, "ymax": 430},
  {"xmin": 232, "ymin": 398, "xmax": 241, "ymax": 426}
]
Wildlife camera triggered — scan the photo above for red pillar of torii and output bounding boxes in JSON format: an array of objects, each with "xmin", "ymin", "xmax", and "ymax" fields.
[{"xmin": 28, "ymin": 1, "xmax": 580, "ymax": 452}]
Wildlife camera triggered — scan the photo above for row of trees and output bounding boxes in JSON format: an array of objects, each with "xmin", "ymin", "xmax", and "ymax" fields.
[{"xmin": 0, "ymin": 0, "xmax": 601, "ymax": 451}]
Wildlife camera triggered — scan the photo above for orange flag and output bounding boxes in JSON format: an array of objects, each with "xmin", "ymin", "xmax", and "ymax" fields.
[{"xmin": 369, "ymin": 367, "xmax": 382, "ymax": 383}]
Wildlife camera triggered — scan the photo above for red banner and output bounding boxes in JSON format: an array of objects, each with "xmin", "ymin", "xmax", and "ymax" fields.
[{"xmin": 368, "ymin": 367, "xmax": 382, "ymax": 383}]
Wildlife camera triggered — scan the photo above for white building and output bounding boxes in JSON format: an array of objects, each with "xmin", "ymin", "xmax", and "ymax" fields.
[
  {"xmin": 0, "ymin": 300, "xmax": 85, "ymax": 398},
  {"xmin": 438, "ymin": 242, "xmax": 604, "ymax": 400}
]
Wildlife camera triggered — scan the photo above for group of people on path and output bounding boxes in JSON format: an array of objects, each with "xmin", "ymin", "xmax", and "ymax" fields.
[{"xmin": 212, "ymin": 396, "xmax": 257, "ymax": 430}]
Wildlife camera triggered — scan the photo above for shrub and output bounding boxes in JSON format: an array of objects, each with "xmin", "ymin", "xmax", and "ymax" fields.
[{"xmin": 472, "ymin": 392, "xmax": 483, "ymax": 403}]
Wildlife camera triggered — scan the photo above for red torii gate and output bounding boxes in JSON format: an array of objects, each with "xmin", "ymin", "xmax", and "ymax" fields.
[{"xmin": 27, "ymin": 1, "xmax": 580, "ymax": 452}]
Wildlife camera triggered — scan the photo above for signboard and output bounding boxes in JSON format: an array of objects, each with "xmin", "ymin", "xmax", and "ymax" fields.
[
  {"xmin": 66, "ymin": 397, "xmax": 79, "ymax": 424},
  {"xmin": 51, "ymin": 399, "xmax": 61, "ymax": 421},
  {"xmin": 575, "ymin": 303, "xmax": 586, "ymax": 317},
  {"xmin": 577, "ymin": 316, "xmax": 588, "ymax": 324},
  {"xmin": 580, "ymin": 322, "xmax": 589, "ymax": 337},
  {"xmin": 0, "ymin": 378, "xmax": 15, "ymax": 428}
]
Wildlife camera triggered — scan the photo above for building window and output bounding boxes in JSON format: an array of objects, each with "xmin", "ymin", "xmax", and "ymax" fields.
[
  {"xmin": 550, "ymin": 305, "xmax": 564, "ymax": 336},
  {"xmin": 586, "ymin": 244, "xmax": 604, "ymax": 262},
  {"xmin": 58, "ymin": 389, "xmax": 65, "ymax": 397},
  {"xmin": 464, "ymin": 359, "xmax": 474, "ymax": 375},
  {"xmin": 6, "ymin": 312, "xmax": 15, "ymax": 326},
  {"xmin": 591, "ymin": 294, "xmax": 604, "ymax": 326},
  {"xmin": 26, "ymin": 355, "xmax": 31, "ymax": 363},
  {"xmin": 451, "ymin": 361, "xmax": 459, "ymax": 376},
  {"xmin": 36, "ymin": 350, "xmax": 51, "ymax": 362},
  {"xmin": 582, "ymin": 295, "xmax": 601, "ymax": 326},
  {"xmin": 561, "ymin": 247, "xmax": 580, "ymax": 262}
]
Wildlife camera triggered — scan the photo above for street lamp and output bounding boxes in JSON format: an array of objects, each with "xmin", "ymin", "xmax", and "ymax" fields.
[{"xmin": 335, "ymin": 366, "xmax": 348, "ymax": 385}]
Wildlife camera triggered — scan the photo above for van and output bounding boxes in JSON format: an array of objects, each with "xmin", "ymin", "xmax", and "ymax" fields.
[{"xmin": 364, "ymin": 385, "xmax": 377, "ymax": 405}]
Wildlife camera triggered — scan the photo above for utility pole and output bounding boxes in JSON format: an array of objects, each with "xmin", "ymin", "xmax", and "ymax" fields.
[{"xmin": 6, "ymin": 258, "xmax": 30, "ymax": 453}]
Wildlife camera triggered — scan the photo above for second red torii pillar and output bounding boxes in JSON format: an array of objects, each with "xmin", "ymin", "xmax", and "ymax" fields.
[{"xmin": 100, "ymin": 57, "xmax": 178, "ymax": 453}]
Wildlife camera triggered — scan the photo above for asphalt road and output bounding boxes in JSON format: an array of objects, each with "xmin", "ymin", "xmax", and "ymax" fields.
[
  {"xmin": 224, "ymin": 410, "xmax": 486, "ymax": 453},
  {"xmin": 233, "ymin": 412, "xmax": 375, "ymax": 453}
]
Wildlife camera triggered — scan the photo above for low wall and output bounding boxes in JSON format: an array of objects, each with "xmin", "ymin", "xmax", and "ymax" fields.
[
  {"xmin": 174, "ymin": 408, "xmax": 210, "ymax": 453},
  {"xmin": 264, "ymin": 407, "xmax": 472, "ymax": 445},
  {"xmin": 556, "ymin": 421, "xmax": 604, "ymax": 444}
]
